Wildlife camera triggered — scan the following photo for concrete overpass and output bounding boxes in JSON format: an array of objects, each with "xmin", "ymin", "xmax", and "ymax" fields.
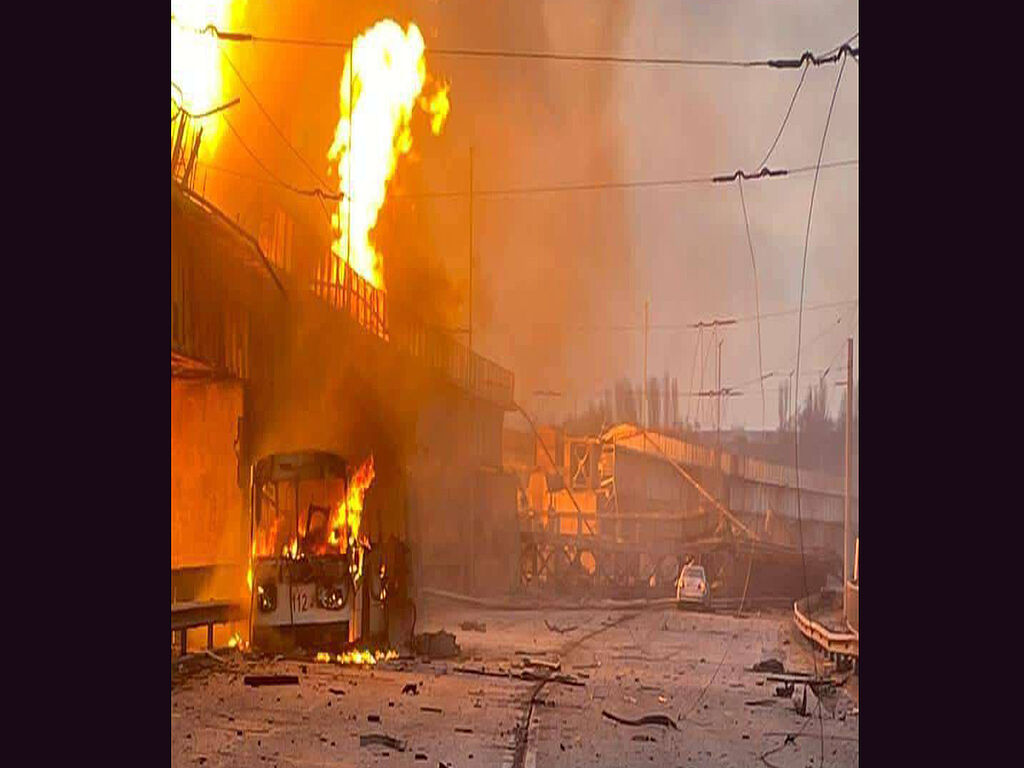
[{"xmin": 171, "ymin": 180, "xmax": 519, "ymax": 628}]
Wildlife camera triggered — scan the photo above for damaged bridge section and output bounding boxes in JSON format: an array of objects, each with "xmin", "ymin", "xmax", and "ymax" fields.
[{"xmin": 510, "ymin": 423, "xmax": 854, "ymax": 600}]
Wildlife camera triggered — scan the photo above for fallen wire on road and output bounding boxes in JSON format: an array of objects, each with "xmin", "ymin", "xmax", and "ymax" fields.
[
  {"xmin": 512, "ymin": 611, "xmax": 645, "ymax": 768},
  {"xmin": 360, "ymin": 734, "xmax": 407, "ymax": 752},
  {"xmin": 759, "ymin": 716, "xmax": 814, "ymax": 768},
  {"xmin": 602, "ymin": 710, "xmax": 679, "ymax": 730}
]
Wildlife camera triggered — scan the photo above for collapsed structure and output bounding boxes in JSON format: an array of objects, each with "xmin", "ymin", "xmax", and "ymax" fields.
[{"xmin": 506, "ymin": 422, "xmax": 856, "ymax": 600}]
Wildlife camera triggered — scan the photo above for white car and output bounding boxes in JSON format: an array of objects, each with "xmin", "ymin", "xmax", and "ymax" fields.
[{"xmin": 676, "ymin": 564, "xmax": 711, "ymax": 609}]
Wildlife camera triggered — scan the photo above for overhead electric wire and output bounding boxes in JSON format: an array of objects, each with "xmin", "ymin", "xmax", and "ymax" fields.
[
  {"xmin": 391, "ymin": 159, "xmax": 857, "ymax": 200},
  {"xmin": 738, "ymin": 176, "xmax": 766, "ymax": 430},
  {"xmin": 757, "ymin": 61, "xmax": 810, "ymax": 169},
  {"xmin": 222, "ymin": 116, "xmax": 343, "ymax": 202},
  {"xmin": 178, "ymin": 154, "xmax": 856, "ymax": 204},
  {"xmin": 791, "ymin": 46, "xmax": 850, "ymax": 768},
  {"xmin": 173, "ymin": 16, "xmax": 855, "ymax": 69},
  {"xmin": 526, "ymin": 298, "xmax": 858, "ymax": 334},
  {"xmin": 218, "ymin": 46, "xmax": 334, "ymax": 192}
]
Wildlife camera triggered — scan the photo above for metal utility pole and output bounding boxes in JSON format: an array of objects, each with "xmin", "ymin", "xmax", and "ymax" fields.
[
  {"xmin": 716, "ymin": 339, "xmax": 723, "ymax": 450},
  {"xmin": 843, "ymin": 336, "xmax": 853, "ymax": 615},
  {"xmin": 468, "ymin": 147, "xmax": 474, "ymax": 354},
  {"xmin": 643, "ymin": 301, "xmax": 649, "ymax": 433},
  {"xmin": 642, "ymin": 300, "xmax": 649, "ymax": 518}
]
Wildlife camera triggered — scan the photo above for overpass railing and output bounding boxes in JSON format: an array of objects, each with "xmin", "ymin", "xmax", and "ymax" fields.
[{"xmin": 311, "ymin": 250, "xmax": 514, "ymax": 409}]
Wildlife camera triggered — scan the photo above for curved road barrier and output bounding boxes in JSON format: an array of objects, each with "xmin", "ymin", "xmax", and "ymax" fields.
[{"xmin": 793, "ymin": 593, "xmax": 859, "ymax": 659}]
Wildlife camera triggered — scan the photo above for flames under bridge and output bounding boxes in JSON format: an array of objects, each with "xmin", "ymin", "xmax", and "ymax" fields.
[{"xmin": 516, "ymin": 425, "xmax": 856, "ymax": 600}]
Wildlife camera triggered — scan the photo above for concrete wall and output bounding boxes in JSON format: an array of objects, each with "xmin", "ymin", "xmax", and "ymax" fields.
[{"xmin": 171, "ymin": 377, "xmax": 246, "ymax": 592}]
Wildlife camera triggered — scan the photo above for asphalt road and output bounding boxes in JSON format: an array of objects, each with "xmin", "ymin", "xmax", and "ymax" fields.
[{"xmin": 171, "ymin": 598, "xmax": 858, "ymax": 767}]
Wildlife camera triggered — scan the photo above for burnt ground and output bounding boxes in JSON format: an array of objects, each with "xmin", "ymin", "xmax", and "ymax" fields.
[{"xmin": 171, "ymin": 597, "xmax": 858, "ymax": 767}]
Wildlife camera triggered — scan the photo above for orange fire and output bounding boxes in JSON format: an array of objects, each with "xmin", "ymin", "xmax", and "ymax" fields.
[
  {"xmin": 170, "ymin": 1, "xmax": 245, "ymax": 160},
  {"xmin": 328, "ymin": 455, "xmax": 376, "ymax": 551},
  {"xmin": 327, "ymin": 19, "xmax": 450, "ymax": 288},
  {"xmin": 247, "ymin": 514, "xmax": 281, "ymax": 590},
  {"xmin": 247, "ymin": 456, "xmax": 375, "ymax": 593},
  {"xmin": 315, "ymin": 649, "xmax": 399, "ymax": 665}
]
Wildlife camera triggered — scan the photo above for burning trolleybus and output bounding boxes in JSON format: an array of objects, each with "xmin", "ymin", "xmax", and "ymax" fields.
[{"xmin": 247, "ymin": 451, "xmax": 384, "ymax": 652}]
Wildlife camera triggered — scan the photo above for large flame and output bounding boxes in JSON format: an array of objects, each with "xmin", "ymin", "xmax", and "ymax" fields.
[
  {"xmin": 171, "ymin": 1, "xmax": 245, "ymax": 160},
  {"xmin": 328, "ymin": 455, "xmax": 376, "ymax": 551},
  {"xmin": 328, "ymin": 20, "xmax": 450, "ymax": 288}
]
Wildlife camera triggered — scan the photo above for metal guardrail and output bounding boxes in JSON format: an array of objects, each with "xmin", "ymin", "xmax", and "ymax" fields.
[
  {"xmin": 793, "ymin": 593, "xmax": 859, "ymax": 658},
  {"xmin": 313, "ymin": 252, "xmax": 388, "ymax": 340},
  {"xmin": 171, "ymin": 599, "xmax": 246, "ymax": 654}
]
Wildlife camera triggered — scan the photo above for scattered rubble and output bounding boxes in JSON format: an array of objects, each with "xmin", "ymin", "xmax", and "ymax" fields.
[
  {"xmin": 774, "ymin": 682, "xmax": 795, "ymax": 698},
  {"xmin": 402, "ymin": 683, "xmax": 420, "ymax": 695},
  {"xmin": 459, "ymin": 621, "xmax": 487, "ymax": 632},
  {"xmin": 751, "ymin": 658, "xmax": 785, "ymax": 673},
  {"xmin": 414, "ymin": 630, "xmax": 460, "ymax": 659},
  {"xmin": 791, "ymin": 684, "xmax": 823, "ymax": 717}
]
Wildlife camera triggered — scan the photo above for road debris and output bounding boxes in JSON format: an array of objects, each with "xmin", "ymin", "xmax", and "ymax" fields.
[
  {"xmin": 402, "ymin": 683, "xmax": 420, "ymax": 695},
  {"xmin": 367, "ymin": 714, "xmax": 381, "ymax": 723},
  {"xmin": 544, "ymin": 620, "xmax": 578, "ymax": 634},
  {"xmin": 602, "ymin": 710, "xmax": 679, "ymax": 730},
  {"xmin": 750, "ymin": 658, "xmax": 785, "ymax": 673},
  {"xmin": 521, "ymin": 657, "xmax": 561, "ymax": 671},
  {"xmin": 243, "ymin": 675, "xmax": 299, "ymax": 687},
  {"xmin": 414, "ymin": 630, "xmax": 460, "ymax": 659},
  {"xmin": 459, "ymin": 620, "xmax": 487, "ymax": 632},
  {"xmin": 452, "ymin": 664, "xmax": 583, "ymax": 687},
  {"xmin": 420, "ymin": 706, "xmax": 443, "ymax": 714},
  {"xmin": 328, "ymin": 688, "xmax": 346, "ymax": 696},
  {"xmin": 792, "ymin": 683, "xmax": 821, "ymax": 717},
  {"xmin": 360, "ymin": 734, "xmax": 407, "ymax": 751},
  {"xmin": 632, "ymin": 734, "xmax": 657, "ymax": 742}
]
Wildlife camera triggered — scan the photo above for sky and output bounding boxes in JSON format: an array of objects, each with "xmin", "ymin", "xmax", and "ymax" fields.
[{"xmin": 180, "ymin": 0, "xmax": 859, "ymax": 432}]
